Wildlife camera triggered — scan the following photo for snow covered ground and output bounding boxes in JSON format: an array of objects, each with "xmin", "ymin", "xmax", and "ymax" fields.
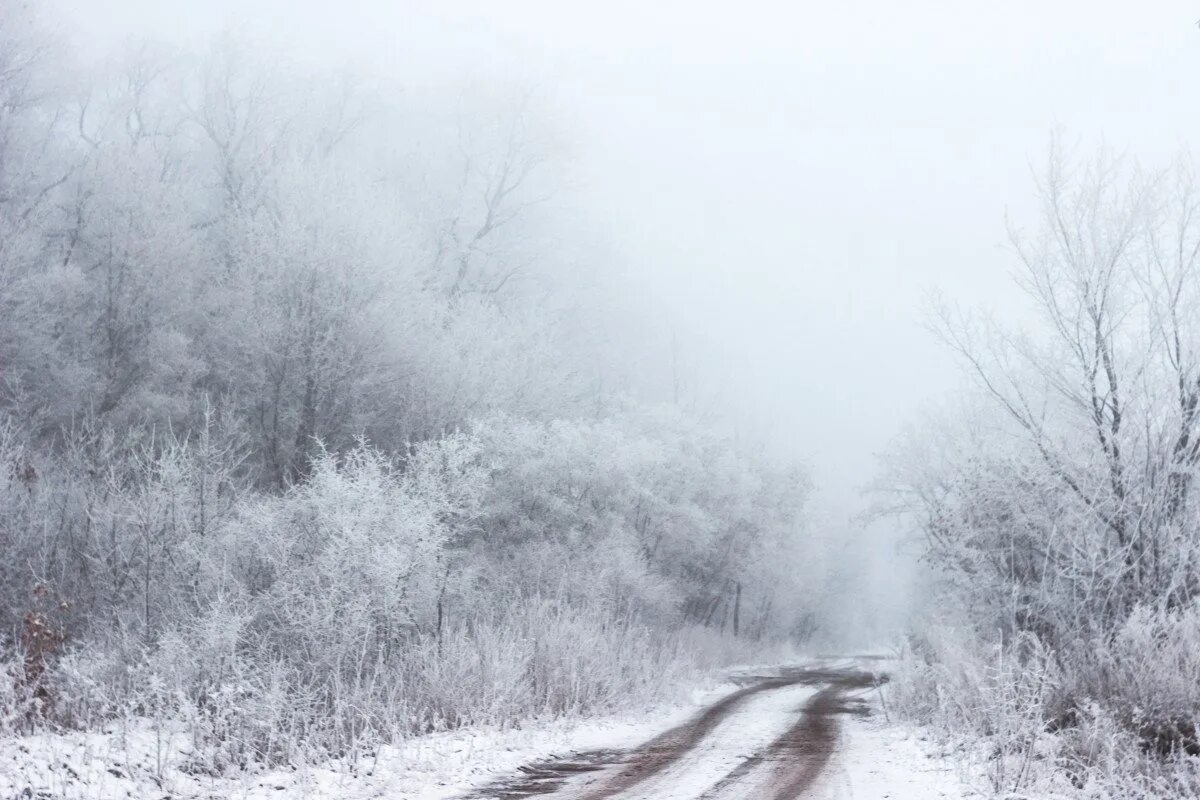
[
  {"xmin": 807, "ymin": 707, "xmax": 975, "ymax": 799},
  {"xmin": 0, "ymin": 664, "xmax": 972, "ymax": 800},
  {"xmin": 610, "ymin": 681, "xmax": 819, "ymax": 800},
  {"xmin": 0, "ymin": 682, "xmax": 738, "ymax": 800}
]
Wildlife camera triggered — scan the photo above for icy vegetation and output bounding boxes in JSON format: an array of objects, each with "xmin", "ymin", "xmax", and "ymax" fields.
[
  {"xmin": 883, "ymin": 145, "xmax": 1200, "ymax": 798},
  {"xmin": 11, "ymin": 0, "xmax": 1200, "ymax": 796},
  {"xmin": 0, "ymin": 1, "xmax": 823, "ymax": 784}
]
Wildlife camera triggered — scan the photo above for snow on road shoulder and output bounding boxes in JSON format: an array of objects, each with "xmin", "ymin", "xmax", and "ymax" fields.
[
  {"xmin": 0, "ymin": 680, "xmax": 743, "ymax": 800},
  {"xmin": 812, "ymin": 701, "xmax": 975, "ymax": 799}
]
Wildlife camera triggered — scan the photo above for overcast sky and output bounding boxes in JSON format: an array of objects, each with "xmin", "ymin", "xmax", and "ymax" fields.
[{"xmin": 48, "ymin": 0, "xmax": 1200, "ymax": 523}]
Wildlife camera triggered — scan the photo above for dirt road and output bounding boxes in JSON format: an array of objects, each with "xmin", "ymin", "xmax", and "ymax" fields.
[{"xmin": 467, "ymin": 661, "xmax": 884, "ymax": 800}]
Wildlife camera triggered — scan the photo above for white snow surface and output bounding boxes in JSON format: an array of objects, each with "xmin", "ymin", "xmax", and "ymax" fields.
[
  {"xmin": 0, "ymin": 682, "xmax": 736, "ymax": 800},
  {"xmin": 808, "ymin": 709, "xmax": 976, "ymax": 800},
  {"xmin": 618, "ymin": 681, "xmax": 818, "ymax": 800},
  {"xmin": 0, "ymin": 665, "xmax": 972, "ymax": 800}
]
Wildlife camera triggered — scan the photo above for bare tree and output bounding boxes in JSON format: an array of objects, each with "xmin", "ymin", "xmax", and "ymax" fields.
[
  {"xmin": 904, "ymin": 144, "xmax": 1200, "ymax": 646},
  {"xmin": 430, "ymin": 94, "xmax": 552, "ymax": 299}
]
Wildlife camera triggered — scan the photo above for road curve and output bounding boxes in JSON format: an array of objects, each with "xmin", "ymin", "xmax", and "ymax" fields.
[{"xmin": 467, "ymin": 661, "xmax": 881, "ymax": 800}]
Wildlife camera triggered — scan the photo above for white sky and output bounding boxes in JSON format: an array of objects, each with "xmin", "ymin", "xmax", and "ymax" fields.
[{"xmin": 49, "ymin": 0, "xmax": 1200, "ymax": 519}]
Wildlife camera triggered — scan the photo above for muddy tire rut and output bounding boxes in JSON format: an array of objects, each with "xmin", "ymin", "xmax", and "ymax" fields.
[{"xmin": 468, "ymin": 663, "xmax": 881, "ymax": 800}]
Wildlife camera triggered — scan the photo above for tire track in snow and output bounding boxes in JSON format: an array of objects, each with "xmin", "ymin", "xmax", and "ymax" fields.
[
  {"xmin": 469, "ymin": 662, "xmax": 878, "ymax": 800},
  {"xmin": 602, "ymin": 681, "xmax": 817, "ymax": 800}
]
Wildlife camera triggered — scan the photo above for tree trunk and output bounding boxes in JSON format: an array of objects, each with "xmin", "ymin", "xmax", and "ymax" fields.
[{"xmin": 733, "ymin": 582, "xmax": 741, "ymax": 638}]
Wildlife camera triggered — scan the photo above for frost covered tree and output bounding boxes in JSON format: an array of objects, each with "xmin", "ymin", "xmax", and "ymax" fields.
[
  {"xmin": 885, "ymin": 144, "xmax": 1200, "ymax": 775},
  {"xmin": 0, "ymin": 7, "xmax": 820, "ymax": 762}
]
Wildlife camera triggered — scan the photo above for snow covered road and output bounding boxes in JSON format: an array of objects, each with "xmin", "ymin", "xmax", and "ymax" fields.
[
  {"xmin": 470, "ymin": 660, "xmax": 966, "ymax": 800},
  {"xmin": 0, "ymin": 659, "xmax": 967, "ymax": 800}
]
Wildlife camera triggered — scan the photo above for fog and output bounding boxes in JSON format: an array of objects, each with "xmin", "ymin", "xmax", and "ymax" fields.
[
  {"xmin": 8, "ymin": 2, "xmax": 1200, "ymax": 795},
  {"xmin": 37, "ymin": 1, "xmax": 1200, "ymax": 641},
  {"xmin": 52, "ymin": 0, "xmax": 1199, "ymax": 500}
]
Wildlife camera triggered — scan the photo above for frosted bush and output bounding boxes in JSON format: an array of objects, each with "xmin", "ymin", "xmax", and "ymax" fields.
[
  {"xmin": 0, "ymin": 658, "xmax": 35, "ymax": 734},
  {"xmin": 1068, "ymin": 605, "xmax": 1200, "ymax": 756},
  {"xmin": 892, "ymin": 627, "xmax": 1063, "ymax": 796}
]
